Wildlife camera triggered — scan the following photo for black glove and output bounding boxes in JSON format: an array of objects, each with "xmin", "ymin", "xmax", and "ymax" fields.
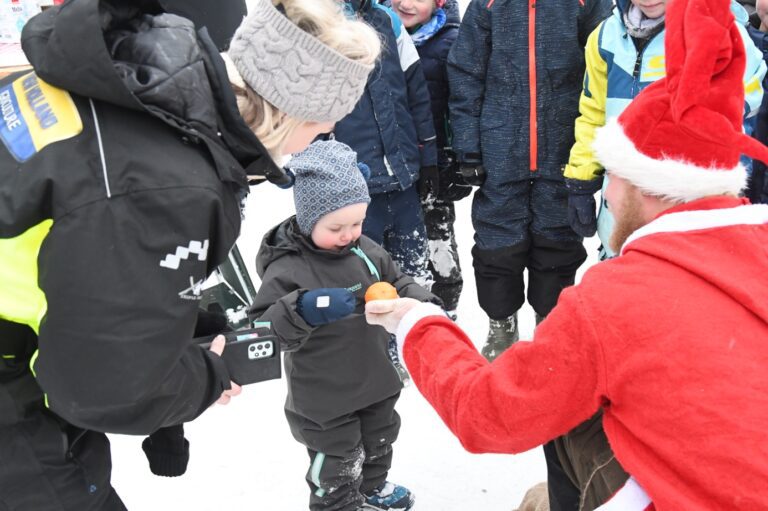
[
  {"xmin": 565, "ymin": 177, "xmax": 603, "ymax": 238},
  {"xmin": 438, "ymin": 160, "xmax": 473, "ymax": 202},
  {"xmin": 417, "ymin": 165, "xmax": 440, "ymax": 199},
  {"xmin": 194, "ymin": 308, "xmax": 231, "ymax": 337},
  {"xmin": 459, "ymin": 153, "xmax": 486, "ymax": 187},
  {"xmin": 142, "ymin": 424, "xmax": 190, "ymax": 477}
]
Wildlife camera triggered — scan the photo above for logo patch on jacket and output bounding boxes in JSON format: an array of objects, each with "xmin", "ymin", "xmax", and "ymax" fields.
[
  {"xmin": 159, "ymin": 239, "xmax": 209, "ymax": 270},
  {"xmin": 0, "ymin": 73, "xmax": 83, "ymax": 162}
]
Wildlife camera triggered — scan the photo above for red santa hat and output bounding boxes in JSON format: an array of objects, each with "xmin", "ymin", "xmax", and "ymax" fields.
[{"xmin": 593, "ymin": 0, "xmax": 768, "ymax": 202}]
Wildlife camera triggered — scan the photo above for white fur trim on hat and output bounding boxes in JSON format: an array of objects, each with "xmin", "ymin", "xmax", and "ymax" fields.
[{"xmin": 593, "ymin": 118, "xmax": 747, "ymax": 203}]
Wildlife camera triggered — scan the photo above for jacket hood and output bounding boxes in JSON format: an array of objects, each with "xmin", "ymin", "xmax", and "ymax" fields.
[
  {"xmin": 256, "ymin": 217, "xmax": 302, "ymax": 278},
  {"xmin": 624, "ymin": 197, "xmax": 768, "ymax": 325},
  {"xmin": 22, "ymin": 0, "xmax": 164, "ymax": 112},
  {"xmin": 256, "ymin": 216, "xmax": 362, "ymax": 277},
  {"xmin": 21, "ymin": 0, "xmax": 289, "ymax": 187}
]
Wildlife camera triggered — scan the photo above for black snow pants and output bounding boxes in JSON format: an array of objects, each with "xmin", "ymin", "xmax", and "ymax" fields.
[
  {"xmin": 285, "ymin": 393, "xmax": 401, "ymax": 511},
  {"xmin": 0, "ymin": 321, "xmax": 125, "ymax": 511},
  {"xmin": 473, "ymin": 233, "xmax": 586, "ymax": 319},
  {"xmin": 471, "ymin": 176, "xmax": 587, "ymax": 319}
]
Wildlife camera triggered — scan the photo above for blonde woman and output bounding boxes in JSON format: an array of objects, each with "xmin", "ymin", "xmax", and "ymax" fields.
[{"xmin": 0, "ymin": 0, "xmax": 378, "ymax": 509}]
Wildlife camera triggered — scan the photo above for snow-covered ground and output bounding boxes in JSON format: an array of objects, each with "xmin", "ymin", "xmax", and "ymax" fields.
[{"xmin": 109, "ymin": 182, "xmax": 600, "ymax": 510}]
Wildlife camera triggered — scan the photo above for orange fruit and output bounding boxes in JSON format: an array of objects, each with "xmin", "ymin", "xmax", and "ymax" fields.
[{"xmin": 364, "ymin": 282, "xmax": 399, "ymax": 302}]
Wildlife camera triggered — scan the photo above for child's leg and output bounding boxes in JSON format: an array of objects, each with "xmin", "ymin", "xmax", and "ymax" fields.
[
  {"xmin": 528, "ymin": 177, "xmax": 587, "ymax": 317},
  {"xmin": 362, "ymin": 193, "xmax": 393, "ymax": 247},
  {"xmin": 471, "ymin": 178, "xmax": 532, "ymax": 320},
  {"xmin": 285, "ymin": 409, "xmax": 365, "ymax": 511},
  {"xmin": 386, "ymin": 187, "xmax": 431, "ymax": 286},
  {"xmin": 423, "ymin": 196, "xmax": 463, "ymax": 311},
  {"xmin": 357, "ymin": 393, "xmax": 401, "ymax": 494}
]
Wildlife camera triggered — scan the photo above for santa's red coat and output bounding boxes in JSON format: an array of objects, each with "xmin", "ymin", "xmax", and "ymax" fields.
[{"xmin": 400, "ymin": 197, "xmax": 768, "ymax": 509}]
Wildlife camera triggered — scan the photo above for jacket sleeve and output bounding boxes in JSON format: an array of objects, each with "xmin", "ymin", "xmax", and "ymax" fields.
[
  {"xmin": 447, "ymin": 0, "xmax": 492, "ymax": 160},
  {"xmin": 577, "ymin": 0, "xmax": 612, "ymax": 47},
  {"xmin": 738, "ymin": 22, "xmax": 767, "ymax": 119},
  {"xmin": 402, "ymin": 287, "xmax": 606, "ymax": 454},
  {"xmin": 33, "ymin": 192, "xmax": 232, "ymax": 435},
  {"xmin": 390, "ymin": 7, "xmax": 438, "ymax": 168},
  {"xmin": 565, "ymin": 25, "xmax": 608, "ymax": 182},
  {"xmin": 250, "ymin": 267, "xmax": 315, "ymax": 353}
]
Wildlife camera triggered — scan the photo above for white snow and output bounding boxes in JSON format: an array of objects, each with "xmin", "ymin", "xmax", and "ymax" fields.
[
  {"xmin": 109, "ymin": 182, "xmax": 600, "ymax": 510},
  {"xmin": 427, "ymin": 236, "xmax": 457, "ymax": 277}
]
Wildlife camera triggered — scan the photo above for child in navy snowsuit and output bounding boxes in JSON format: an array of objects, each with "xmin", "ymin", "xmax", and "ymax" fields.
[
  {"xmin": 333, "ymin": 0, "xmax": 438, "ymax": 288},
  {"xmin": 390, "ymin": 0, "xmax": 469, "ymax": 317},
  {"xmin": 447, "ymin": 0, "xmax": 612, "ymax": 360},
  {"xmin": 251, "ymin": 141, "xmax": 436, "ymax": 511}
]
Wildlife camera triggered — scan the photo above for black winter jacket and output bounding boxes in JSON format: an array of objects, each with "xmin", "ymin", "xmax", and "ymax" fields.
[
  {"xmin": 0, "ymin": 0, "xmax": 284, "ymax": 434},
  {"xmin": 251, "ymin": 218, "xmax": 435, "ymax": 423}
]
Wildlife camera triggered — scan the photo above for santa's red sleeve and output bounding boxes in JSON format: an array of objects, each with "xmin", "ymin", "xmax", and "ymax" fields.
[{"xmin": 398, "ymin": 290, "xmax": 609, "ymax": 454}]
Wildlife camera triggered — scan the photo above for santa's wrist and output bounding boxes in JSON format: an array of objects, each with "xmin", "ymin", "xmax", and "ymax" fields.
[{"xmin": 395, "ymin": 302, "xmax": 447, "ymax": 363}]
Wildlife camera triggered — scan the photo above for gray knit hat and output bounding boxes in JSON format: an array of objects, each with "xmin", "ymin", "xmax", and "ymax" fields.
[
  {"xmin": 290, "ymin": 140, "xmax": 371, "ymax": 235},
  {"xmin": 227, "ymin": 0, "xmax": 374, "ymax": 123}
]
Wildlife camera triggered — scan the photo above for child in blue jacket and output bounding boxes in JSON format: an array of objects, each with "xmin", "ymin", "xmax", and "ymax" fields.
[
  {"xmin": 390, "ymin": 0, "xmax": 469, "ymax": 318},
  {"xmin": 333, "ymin": 0, "xmax": 438, "ymax": 291}
]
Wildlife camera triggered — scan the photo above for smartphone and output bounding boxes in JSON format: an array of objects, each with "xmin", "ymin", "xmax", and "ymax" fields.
[{"xmin": 198, "ymin": 328, "xmax": 281, "ymax": 385}]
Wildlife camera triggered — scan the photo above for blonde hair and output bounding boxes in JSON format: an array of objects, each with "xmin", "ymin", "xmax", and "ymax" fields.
[{"xmin": 229, "ymin": 0, "xmax": 380, "ymax": 160}]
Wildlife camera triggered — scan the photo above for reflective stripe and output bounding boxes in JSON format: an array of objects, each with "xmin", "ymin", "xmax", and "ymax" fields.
[
  {"xmin": 0, "ymin": 219, "xmax": 52, "ymax": 333},
  {"xmin": 351, "ymin": 247, "xmax": 380, "ymax": 281},
  {"xmin": 311, "ymin": 452, "xmax": 327, "ymax": 497},
  {"xmin": 28, "ymin": 349, "xmax": 49, "ymax": 408},
  {"xmin": 89, "ymin": 98, "xmax": 111, "ymax": 198}
]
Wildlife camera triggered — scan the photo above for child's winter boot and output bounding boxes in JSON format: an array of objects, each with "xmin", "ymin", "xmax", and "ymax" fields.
[
  {"xmin": 481, "ymin": 312, "xmax": 519, "ymax": 361},
  {"xmin": 362, "ymin": 481, "xmax": 415, "ymax": 510}
]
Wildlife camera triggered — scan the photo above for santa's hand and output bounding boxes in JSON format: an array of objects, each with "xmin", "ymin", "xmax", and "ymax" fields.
[{"xmin": 365, "ymin": 298, "xmax": 421, "ymax": 334}]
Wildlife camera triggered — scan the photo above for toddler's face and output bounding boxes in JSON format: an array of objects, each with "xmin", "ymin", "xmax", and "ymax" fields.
[
  {"xmin": 311, "ymin": 202, "xmax": 368, "ymax": 251},
  {"xmin": 392, "ymin": 0, "xmax": 436, "ymax": 28},
  {"xmin": 630, "ymin": 0, "xmax": 667, "ymax": 19}
]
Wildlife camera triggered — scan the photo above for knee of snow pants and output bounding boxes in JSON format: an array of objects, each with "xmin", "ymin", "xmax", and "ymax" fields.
[
  {"xmin": 527, "ymin": 234, "xmax": 587, "ymax": 317},
  {"xmin": 472, "ymin": 241, "xmax": 530, "ymax": 319},
  {"xmin": 306, "ymin": 444, "xmax": 366, "ymax": 511},
  {"xmin": 358, "ymin": 393, "xmax": 401, "ymax": 494}
]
